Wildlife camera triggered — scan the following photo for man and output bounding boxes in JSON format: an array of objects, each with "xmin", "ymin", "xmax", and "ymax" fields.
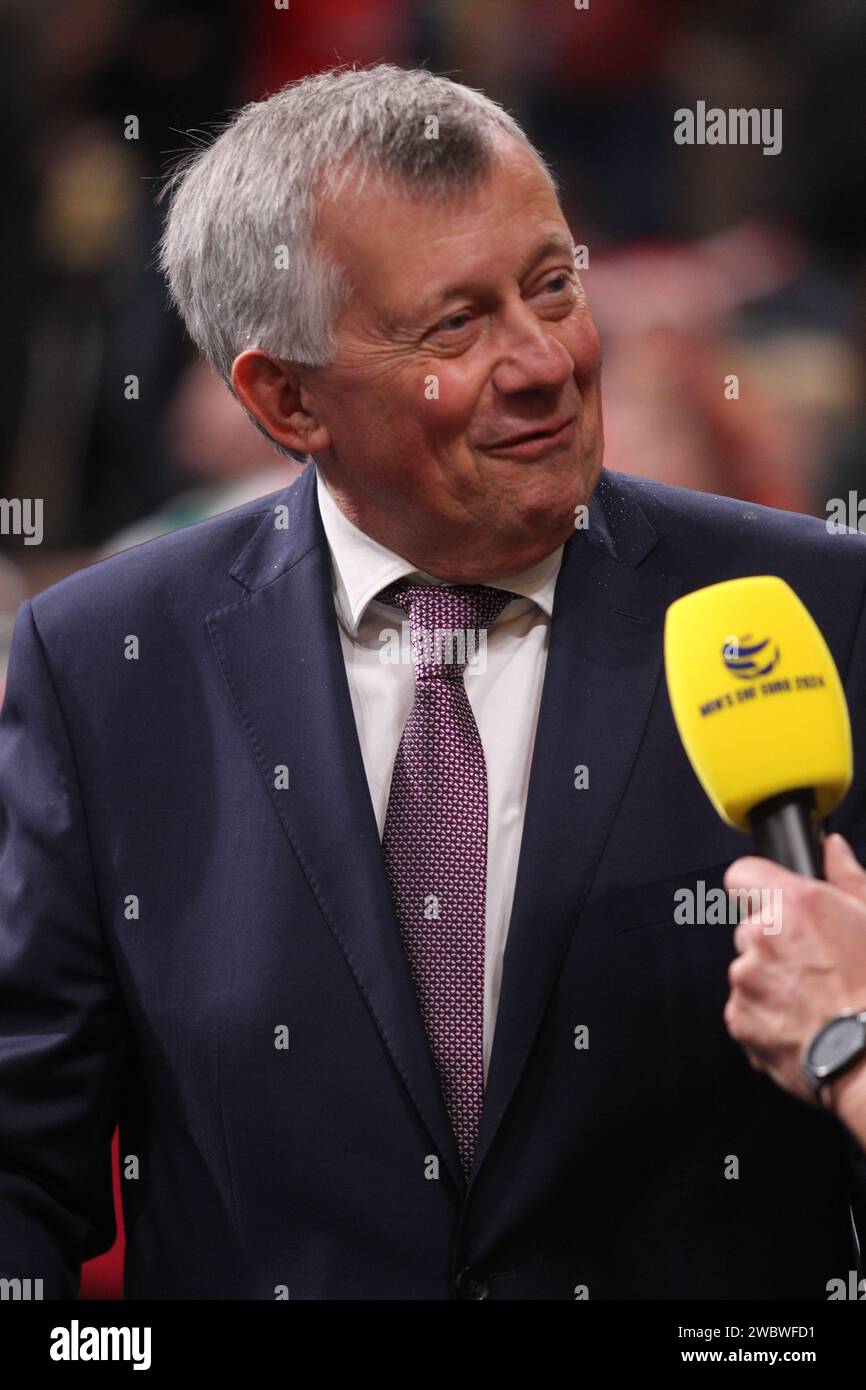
[
  {"xmin": 725, "ymin": 836, "xmax": 866, "ymax": 1152},
  {"xmin": 2, "ymin": 63, "xmax": 866, "ymax": 1301}
]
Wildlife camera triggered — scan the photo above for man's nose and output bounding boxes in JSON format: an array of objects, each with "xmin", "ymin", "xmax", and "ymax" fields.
[{"xmin": 489, "ymin": 303, "xmax": 575, "ymax": 395}]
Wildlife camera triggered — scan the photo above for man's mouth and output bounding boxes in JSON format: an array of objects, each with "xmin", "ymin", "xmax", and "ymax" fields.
[{"xmin": 479, "ymin": 415, "xmax": 577, "ymax": 457}]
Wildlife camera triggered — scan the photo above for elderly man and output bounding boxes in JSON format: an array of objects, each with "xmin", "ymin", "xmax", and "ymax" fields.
[{"xmin": 2, "ymin": 63, "xmax": 866, "ymax": 1301}]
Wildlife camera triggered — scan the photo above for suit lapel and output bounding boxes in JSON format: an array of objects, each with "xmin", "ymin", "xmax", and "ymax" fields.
[
  {"xmin": 206, "ymin": 465, "xmax": 466, "ymax": 1191},
  {"xmin": 470, "ymin": 472, "xmax": 684, "ymax": 1183}
]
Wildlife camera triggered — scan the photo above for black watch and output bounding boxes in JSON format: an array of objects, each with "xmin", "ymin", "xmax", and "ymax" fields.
[{"xmin": 802, "ymin": 1010, "xmax": 866, "ymax": 1096}]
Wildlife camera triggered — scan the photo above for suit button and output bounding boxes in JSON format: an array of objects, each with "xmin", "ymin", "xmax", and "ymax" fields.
[{"xmin": 455, "ymin": 1266, "xmax": 490, "ymax": 1300}]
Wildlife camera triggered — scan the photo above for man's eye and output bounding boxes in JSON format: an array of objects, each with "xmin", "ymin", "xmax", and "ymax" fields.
[
  {"xmin": 429, "ymin": 275, "xmax": 574, "ymax": 336},
  {"xmin": 542, "ymin": 273, "xmax": 573, "ymax": 293},
  {"xmin": 434, "ymin": 313, "xmax": 472, "ymax": 334}
]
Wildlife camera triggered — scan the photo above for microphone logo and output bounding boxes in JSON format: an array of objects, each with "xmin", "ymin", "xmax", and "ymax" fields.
[{"xmin": 722, "ymin": 634, "xmax": 781, "ymax": 680}]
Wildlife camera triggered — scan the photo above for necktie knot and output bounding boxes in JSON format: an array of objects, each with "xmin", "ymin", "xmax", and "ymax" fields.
[{"xmin": 377, "ymin": 579, "xmax": 519, "ymax": 678}]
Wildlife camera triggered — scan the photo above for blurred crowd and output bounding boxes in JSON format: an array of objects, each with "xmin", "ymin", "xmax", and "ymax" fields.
[{"xmin": 1, "ymin": 0, "xmax": 865, "ymax": 683}]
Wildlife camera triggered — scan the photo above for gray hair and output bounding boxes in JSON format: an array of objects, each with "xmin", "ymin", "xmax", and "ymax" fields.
[{"xmin": 156, "ymin": 62, "xmax": 560, "ymax": 461}]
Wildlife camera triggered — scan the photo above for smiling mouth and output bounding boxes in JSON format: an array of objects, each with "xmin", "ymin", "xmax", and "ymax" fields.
[{"xmin": 480, "ymin": 415, "xmax": 577, "ymax": 454}]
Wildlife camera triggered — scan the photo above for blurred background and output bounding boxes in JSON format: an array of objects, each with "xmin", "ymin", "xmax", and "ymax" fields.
[{"xmin": 1, "ymin": 0, "xmax": 863, "ymax": 1295}]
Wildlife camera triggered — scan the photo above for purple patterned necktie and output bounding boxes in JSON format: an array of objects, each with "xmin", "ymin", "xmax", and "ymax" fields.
[{"xmin": 377, "ymin": 578, "xmax": 518, "ymax": 1181}]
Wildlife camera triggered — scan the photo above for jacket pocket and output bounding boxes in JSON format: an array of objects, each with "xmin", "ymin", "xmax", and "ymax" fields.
[{"xmin": 607, "ymin": 860, "xmax": 740, "ymax": 935}]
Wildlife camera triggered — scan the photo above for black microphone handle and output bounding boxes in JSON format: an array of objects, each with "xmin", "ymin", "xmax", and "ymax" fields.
[{"xmin": 747, "ymin": 788, "xmax": 825, "ymax": 879}]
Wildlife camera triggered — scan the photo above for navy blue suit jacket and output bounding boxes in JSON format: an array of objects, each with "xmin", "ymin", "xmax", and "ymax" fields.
[{"xmin": 2, "ymin": 464, "xmax": 866, "ymax": 1300}]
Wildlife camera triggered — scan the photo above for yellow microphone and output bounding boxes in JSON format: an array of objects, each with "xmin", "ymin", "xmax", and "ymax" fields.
[{"xmin": 664, "ymin": 575, "xmax": 852, "ymax": 877}]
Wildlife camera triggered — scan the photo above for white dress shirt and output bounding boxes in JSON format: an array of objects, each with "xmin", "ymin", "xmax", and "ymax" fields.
[{"xmin": 314, "ymin": 465, "xmax": 562, "ymax": 1083}]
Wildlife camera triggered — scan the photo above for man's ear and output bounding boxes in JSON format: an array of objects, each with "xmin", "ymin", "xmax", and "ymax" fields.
[{"xmin": 230, "ymin": 349, "xmax": 331, "ymax": 455}]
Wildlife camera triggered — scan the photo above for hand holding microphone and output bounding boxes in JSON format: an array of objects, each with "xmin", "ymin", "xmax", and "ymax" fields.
[
  {"xmin": 664, "ymin": 577, "xmax": 866, "ymax": 1143},
  {"xmin": 724, "ymin": 835, "xmax": 866, "ymax": 1139}
]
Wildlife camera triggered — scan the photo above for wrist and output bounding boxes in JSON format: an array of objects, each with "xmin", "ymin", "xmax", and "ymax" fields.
[{"xmin": 821, "ymin": 1052, "xmax": 866, "ymax": 1128}]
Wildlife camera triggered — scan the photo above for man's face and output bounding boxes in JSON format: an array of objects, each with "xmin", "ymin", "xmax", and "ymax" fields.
[{"xmin": 295, "ymin": 136, "xmax": 603, "ymax": 579}]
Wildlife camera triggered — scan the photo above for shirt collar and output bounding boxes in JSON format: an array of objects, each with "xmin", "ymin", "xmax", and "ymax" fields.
[{"xmin": 314, "ymin": 464, "xmax": 562, "ymax": 639}]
